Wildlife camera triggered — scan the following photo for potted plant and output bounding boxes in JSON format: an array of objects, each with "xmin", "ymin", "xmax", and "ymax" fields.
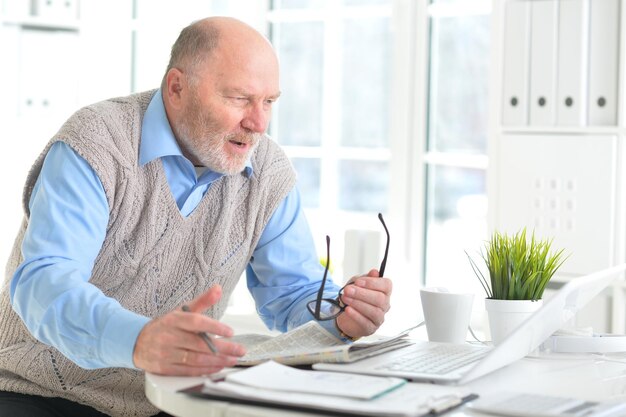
[{"xmin": 467, "ymin": 228, "xmax": 567, "ymax": 344}]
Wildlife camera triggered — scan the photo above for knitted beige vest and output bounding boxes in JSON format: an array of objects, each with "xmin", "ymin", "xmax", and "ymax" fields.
[{"xmin": 0, "ymin": 90, "xmax": 296, "ymax": 417}]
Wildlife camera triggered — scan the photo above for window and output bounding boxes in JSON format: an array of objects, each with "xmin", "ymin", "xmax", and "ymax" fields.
[
  {"xmin": 265, "ymin": 0, "xmax": 492, "ymax": 332},
  {"xmin": 267, "ymin": 0, "xmax": 491, "ymax": 289},
  {"xmin": 423, "ymin": 0, "xmax": 490, "ymax": 294},
  {"xmin": 268, "ymin": 0, "xmax": 394, "ymax": 281}
]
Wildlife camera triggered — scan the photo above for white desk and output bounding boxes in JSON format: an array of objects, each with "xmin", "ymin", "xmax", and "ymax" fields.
[{"xmin": 146, "ymin": 351, "xmax": 626, "ymax": 417}]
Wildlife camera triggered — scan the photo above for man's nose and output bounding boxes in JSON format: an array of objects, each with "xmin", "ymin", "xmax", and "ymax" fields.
[{"xmin": 241, "ymin": 102, "xmax": 269, "ymax": 133}]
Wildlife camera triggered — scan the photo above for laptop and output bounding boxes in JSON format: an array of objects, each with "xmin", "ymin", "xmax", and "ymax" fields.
[{"xmin": 314, "ymin": 264, "xmax": 626, "ymax": 385}]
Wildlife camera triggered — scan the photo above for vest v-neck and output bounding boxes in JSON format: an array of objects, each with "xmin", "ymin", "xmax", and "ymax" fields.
[
  {"xmin": 154, "ymin": 159, "xmax": 217, "ymax": 221},
  {"xmin": 194, "ymin": 165, "xmax": 208, "ymax": 177}
]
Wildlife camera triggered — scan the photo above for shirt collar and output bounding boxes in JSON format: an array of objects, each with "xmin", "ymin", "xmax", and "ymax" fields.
[{"xmin": 139, "ymin": 89, "xmax": 253, "ymax": 177}]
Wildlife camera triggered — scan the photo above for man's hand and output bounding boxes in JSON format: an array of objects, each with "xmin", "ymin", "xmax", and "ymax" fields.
[
  {"xmin": 133, "ymin": 285, "xmax": 246, "ymax": 376},
  {"xmin": 335, "ymin": 269, "xmax": 392, "ymax": 339}
]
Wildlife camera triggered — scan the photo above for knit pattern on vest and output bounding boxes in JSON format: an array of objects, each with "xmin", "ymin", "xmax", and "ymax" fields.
[{"xmin": 0, "ymin": 90, "xmax": 296, "ymax": 417}]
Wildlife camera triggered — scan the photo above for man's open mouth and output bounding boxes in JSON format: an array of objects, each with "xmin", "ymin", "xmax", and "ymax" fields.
[{"xmin": 229, "ymin": 140, "xmax": 247, "ymax": 147}]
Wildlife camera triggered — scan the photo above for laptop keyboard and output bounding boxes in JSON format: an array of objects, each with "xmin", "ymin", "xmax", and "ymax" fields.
[{"xmin": 374, "ymin": 343, "xmax": 489, "ymax": 375}]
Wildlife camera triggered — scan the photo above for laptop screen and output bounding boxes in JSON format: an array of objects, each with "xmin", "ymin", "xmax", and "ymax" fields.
[{"xmin": 461, "ymin": 263, "xmax": 626, "ymax": 383}]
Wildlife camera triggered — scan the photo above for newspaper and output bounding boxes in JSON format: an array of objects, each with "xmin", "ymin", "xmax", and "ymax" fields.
[{"xmin": 233, "ymin": 321, "xmax": 413, "ymax": 366}]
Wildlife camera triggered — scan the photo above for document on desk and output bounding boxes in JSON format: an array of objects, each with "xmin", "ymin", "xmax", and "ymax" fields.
[
  {"xmin": 224, "ymin": 361, "xmax": 405, "ymax": 399},
  {"xmin": 468, "ymin": 392, "xmax": 626, "ymax": 417},
  {"xmin": 234, "ymin": 321, "xmax": 413, "ymax": 366},
  {"xmin": 180, "ymin": 361, "xmax": 477, "ymax": 417}
]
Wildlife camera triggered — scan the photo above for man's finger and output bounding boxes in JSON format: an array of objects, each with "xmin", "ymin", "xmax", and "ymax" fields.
[
  {"xmin": 366, "ymin": 269, "xmax": 381, "ymax": 278},
  {"xmin": 355, "ymin": 276, "xmax": 392, "ymax": 292},
  {"xmin": 337, "ymin": 307, "xmax": 378, "ymax": 337},
  {"xmin": 154, "ymin": 362, "xmax": 228, "ymax": 377},
  {"xmin": 342, "ymin": 279, "xmax": 391, "ymax": 307},
  {"xmin": 174, "ymin": 309, "xmax": 234, "ymax": 339},
  {"xmin": 181, "ymin": 332, "xmax": 247, "ymax": 358},
  {"xmin": 342, "ymin": 297, "xmax": 386, "ymax": 327},
  {"xmin": 211, "ymin": 339, "xmax": 246, "ymax": 357},
  {"xmin": 177, "ymin": 348, "xmax": 240, "ymax": 368}
]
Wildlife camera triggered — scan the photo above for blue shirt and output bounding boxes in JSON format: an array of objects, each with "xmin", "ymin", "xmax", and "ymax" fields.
[{"xmin": 10, "ymin": 90, "xmax": 341, "ymax": 369}]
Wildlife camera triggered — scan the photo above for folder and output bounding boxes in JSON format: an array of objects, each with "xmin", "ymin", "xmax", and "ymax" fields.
[
  {"xmin": 556, "ymin": 0, "xmax": 589, "ymax": 126},
  {"xmin": 529, "ymin": 0, "xmax": 558, "ymax": 126},
  {"xmin": 501, "ymin": 0, "xmax": 531, "ymax": 126},
  {"xmin": 588, "ymin": 0, "xmax": 619, "ymax": 126},
  {"xmin": 180, "ymin": 361, "xmax": 478, "ymax": 417}
]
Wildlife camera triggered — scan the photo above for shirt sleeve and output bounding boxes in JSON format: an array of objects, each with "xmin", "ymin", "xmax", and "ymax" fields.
[
  {"xmin": 246, "ymin": 187, "xmax": 344, "ymax": 337},
  {"xmin": 10, "ymin": 142, "xmax": 149, "ymax": 369}
]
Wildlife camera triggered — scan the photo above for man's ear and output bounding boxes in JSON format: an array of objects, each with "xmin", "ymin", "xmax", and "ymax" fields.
[{"xmin": 165, "ymin": 68, "xmax": 185, "ymax": 107}]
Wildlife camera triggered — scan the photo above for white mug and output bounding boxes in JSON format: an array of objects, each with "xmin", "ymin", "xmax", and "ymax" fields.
[{"xmin": 419, "ymin": 287, "xmax": 474, "ymax": 344}]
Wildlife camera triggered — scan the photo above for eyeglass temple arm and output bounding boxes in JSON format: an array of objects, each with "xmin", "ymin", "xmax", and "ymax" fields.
[
  {"xmin": 378, "ymin": 213, "xmax": 389, "ymax": 277},
  {"xmin": 314, "ymin": 235, "xmax": 331, "ymax": 317}
]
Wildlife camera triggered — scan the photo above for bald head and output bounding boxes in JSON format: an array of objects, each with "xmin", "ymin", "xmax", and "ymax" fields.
[
  {"xmin": 161, "ymin": 16, "xmax": 280, "ymax": 173},
  {"xmin": 162, "ymin": 17, "xmax": 276, "ymax": 88}
]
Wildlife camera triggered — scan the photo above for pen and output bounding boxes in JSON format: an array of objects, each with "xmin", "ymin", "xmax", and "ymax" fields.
[{"xmin": 181, "ymin": 305, "xmax": 219, "ymax": 354}]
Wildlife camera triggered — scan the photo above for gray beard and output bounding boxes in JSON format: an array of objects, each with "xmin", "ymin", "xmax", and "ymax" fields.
[{"xmin": 176, "ymin": 126, "xmax": 260, "ymax": 175}]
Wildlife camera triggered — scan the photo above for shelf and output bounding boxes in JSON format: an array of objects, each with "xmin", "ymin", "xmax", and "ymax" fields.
[
  {"xmin": 1, "ymin": 15, "xmax": 80, "ymax": 31},
  {"xmin": 499, "ymin": 126, "xmax": 623, "ymax": 136}
]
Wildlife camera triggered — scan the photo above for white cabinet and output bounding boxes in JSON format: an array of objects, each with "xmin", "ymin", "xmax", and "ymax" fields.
[
  {"xmin": 32, "ymin": 0, "xmax": 78, "ymax": 19},
  {"xmin": 0, "ymin": 0, "xmax": 125, "ymax": 137},
  {"xmin": 491, "ymin": 0, "xmax": 626, "ymax": 332},
  {"xmin": 0, "ymin": 0, "xmax": 262, "ymax": 125},
  {"xmin": 18, "ymin": 29, "xmax": 80, "ymax": 120},
  {"xmin": 495, "ymin": 134, "xmax": 619, "ymax": 275}
]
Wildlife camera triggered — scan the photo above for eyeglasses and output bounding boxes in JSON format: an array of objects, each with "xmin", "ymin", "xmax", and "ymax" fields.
[{"xmin": 307, "ymin": 213, "xmax": 390, "ymax": 321}]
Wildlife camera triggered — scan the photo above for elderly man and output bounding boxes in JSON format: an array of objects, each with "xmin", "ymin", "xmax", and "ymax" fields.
[{"xmin": 0, "ymin": 16, "xmax": 392, "ymax": 417}]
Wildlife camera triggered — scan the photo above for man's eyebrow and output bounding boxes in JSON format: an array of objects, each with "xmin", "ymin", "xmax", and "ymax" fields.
[
  {"xmin": 222, "ymin": 88, "xmax": 247, "ymax": 96},
  {"xmin": 225, "ymin": 89, "xmax": 281, "ymax": 100}
]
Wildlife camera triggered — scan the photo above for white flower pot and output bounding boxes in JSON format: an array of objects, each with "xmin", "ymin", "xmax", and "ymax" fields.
[{"xmin": 485, "ymin": 298, "xmax": 543, "ymax": 345}]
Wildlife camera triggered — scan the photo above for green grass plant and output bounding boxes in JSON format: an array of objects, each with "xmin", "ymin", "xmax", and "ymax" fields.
[{"xmin": 467, "ymin": 228, "xmax": 567, "ymax": 300}]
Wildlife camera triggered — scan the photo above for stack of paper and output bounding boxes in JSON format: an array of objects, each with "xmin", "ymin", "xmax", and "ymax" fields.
[
  {"xmin": 221, "ymin": 361, "xmax": 405, "ymax": 400},
  {"xmin": 181, "ymin": 361, "xmax": 476, "ymax": 417}
]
